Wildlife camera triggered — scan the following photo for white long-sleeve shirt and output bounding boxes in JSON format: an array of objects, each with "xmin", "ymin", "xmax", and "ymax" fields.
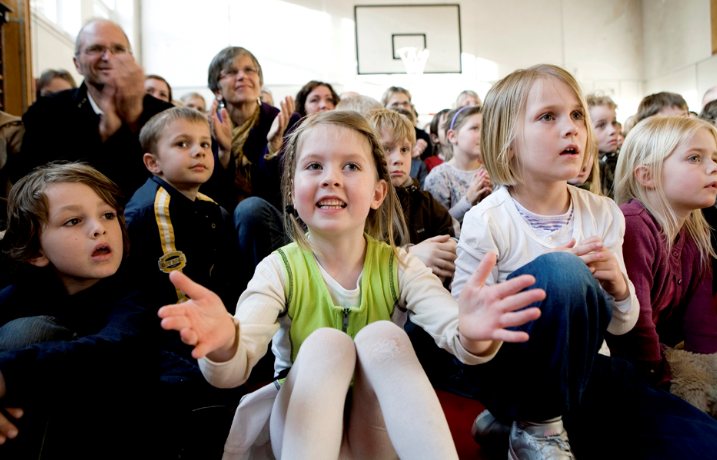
[
  {"xmin": 452, "ymin": 186, "xmax": 639, "ymax": 336},
  {"xmin": 200, "ymin": 248, "xmax": 501, "ymax": 388}
]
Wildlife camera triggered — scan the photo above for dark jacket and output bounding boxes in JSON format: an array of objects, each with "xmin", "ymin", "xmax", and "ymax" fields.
[
  {"xmin": 396, "ymin": 178, "xmax": 454, "ymax": 245},
  {"xmin": 204, "ymin": 102, "xmax": 281, "ymax": 212},
  {"xmin": 0, "ymin": 266, "xmax": 166, "ymax": 458},
  {"xmin": 416, "ymin": 127, "xmax": 433, "ymax": 161},
  {"xmin": 14, "ymin": 82, "xmax": 173, "ymax": 201},
  {"xmin": 125, "ymin": 176, "xmax": 240, "ymax": 312}
]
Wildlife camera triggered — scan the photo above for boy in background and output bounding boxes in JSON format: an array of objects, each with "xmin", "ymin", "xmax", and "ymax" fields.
[
  {"xmin": 125, "ymin": 107, "xmax": 240, "ymax": 311},
  {"xmin": 586, "ymin": 93, "xmax": 620, "ymax": 197},
  {"xmin": 368, "ymin": 109, "xmax": 456, "ymax": 278}
]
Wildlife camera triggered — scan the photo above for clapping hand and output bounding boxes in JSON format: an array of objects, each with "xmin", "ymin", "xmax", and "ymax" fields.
[{"xmin": 267, "ymin": 96, "xmax": 296, "ymax": 155}]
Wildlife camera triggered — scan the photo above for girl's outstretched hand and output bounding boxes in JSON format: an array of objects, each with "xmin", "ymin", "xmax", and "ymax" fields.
[
  {"xmin": 158, "ymin": 271, "xmax": 237, "ymax": 361},
  {"xmin": 458, "ymin": 253, "xmax": 543, "ymax": 354}
]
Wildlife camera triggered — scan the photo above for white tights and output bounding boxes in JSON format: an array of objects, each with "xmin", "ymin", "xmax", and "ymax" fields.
[{"xmin": 269, "ymin": 321, "xmax": 458, "ymax": 460}]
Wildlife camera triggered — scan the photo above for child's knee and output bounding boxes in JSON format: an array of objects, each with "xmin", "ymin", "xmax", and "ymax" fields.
[
  {"xmin": 300, "ymin": 327, "xmax": 356, "ymax": 364},
  {"xmin": 354, "ymin": 321, "xmax": 412, "ymax": 366}
]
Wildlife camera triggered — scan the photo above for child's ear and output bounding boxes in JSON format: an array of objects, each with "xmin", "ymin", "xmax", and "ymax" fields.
[
  {"xmin": 28, "ymin": 249, "xmax": 50, "ymax": 268},
  {"xmin": 143, "ymin": 153, "xmax": 162, "ymax": 175},
  {"xmin": 447, "ymin": 129, "xmax": 458, "ymax": 145},
  {"xmin": 635, "ymin": 165, "xmax": 655, "ymax": 188},
  {"xmin": 371, "ymin": 179, "xmax": 388, "ymax": 210},
  {"xmin": 429, "ymin": 132, "xmax": 440, "ymax": 144}
]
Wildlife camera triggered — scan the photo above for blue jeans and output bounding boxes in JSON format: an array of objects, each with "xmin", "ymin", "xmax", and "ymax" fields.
[
  {"xmin": 0, "ymin": 316, "xmax": 76, "ymax": 351},
  {"xmin": 410, "ymin": 252, "xmax": 717, "ymax": 458},
  {"xmin": 234, "ymin": 197, "xmax": 289, "ymax": 290}
]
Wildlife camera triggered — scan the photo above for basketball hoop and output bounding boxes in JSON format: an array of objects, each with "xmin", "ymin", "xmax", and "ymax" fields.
[{"xmin": 397, "ymin": 47, "xmax": 429, "ymax": 75}]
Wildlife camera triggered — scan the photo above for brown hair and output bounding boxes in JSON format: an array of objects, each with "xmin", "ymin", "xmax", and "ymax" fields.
[
  {"xmin": 281, "ymin": 110, "xmax": 408, "ymax": 260},
  {"xmin": 4, "ymin": 162, "xmax": 129, "ymax": 264},
  {"xmin": 145, "ymin": 74, "xmax": 173, "ymax": 102},
  {"xmin": 207, "ymin": 46, "xmax": 263, "ymax": 93},
  {"xmin": 295, "ymin": 81, "xmax": 340, "ymax": 117},
  {"xmin": 636, "ymin": 92, "xmax": 688, "ymax": 123},
  {"xmin": 140, "ymin": 107, "xmax": 210, "ymax": 156},
  {"xmin": 37, "ymin": 69, "xmax": 77, "ymax": 99}
]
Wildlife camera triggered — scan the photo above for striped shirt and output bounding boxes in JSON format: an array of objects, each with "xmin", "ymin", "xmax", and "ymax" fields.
[{"xmin": 512, "ymin": 198, "xmax": 574, "ymax": 237}]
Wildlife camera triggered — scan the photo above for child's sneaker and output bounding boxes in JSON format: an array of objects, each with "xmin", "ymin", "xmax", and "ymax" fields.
[
  {"xmin": 508, "ymin": 418, "xmax": 575, "ymax": 460},
  {"xmin": 471, "ymin": 409, "xmax": 510, "ymax": 456}
]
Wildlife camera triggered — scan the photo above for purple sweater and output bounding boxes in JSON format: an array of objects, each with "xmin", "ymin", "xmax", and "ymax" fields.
[{"xmin": 607, "ymin": 200, "xmax": 717, "ymax": 385}]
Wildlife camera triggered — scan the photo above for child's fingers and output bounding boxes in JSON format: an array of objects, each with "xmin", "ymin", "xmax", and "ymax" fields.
[
  {"xmin": 157, "ymin": 303, "xmax": 187, "ymax": 319},
  {"xmin": 431, "ymin": 266, "xmax": 454, "ymax": 278},
  {"xmin": 570, "ymin": 241, "xmax": 603, "ymax": 257},
  {"xmin": 579, "ymin": 252, "xmax": 604, "ymax": 265},
  {"xmin": 4, "ymin": 408, "xmax": 22, "ymax": 419},
  {"xmin": 493, "ymin": 329, "xmax": 530, "ymax": 343},
  {"xmin": 168, "ymin": 271, "xmax": 209, "ymax": 301},
  {"xmin": 499, "ymin": 307, "xmax": 541, "ymax": 328},
  {"xmin": 426, "ymin": 234, "xmax": 451, "ymax": 243},
  {"xmin": 179, "ymin": 328, "xmax": 199, "ymax": 346},
  {"xmin": 191, "ymin": 342, "xmax": 216, "ymax": 360},
  {"xmin": 498, "ymin": 289, "xmax": 546, "ymax": 313},
  {"xmin": 0, "ymin": 412, "xmax": 18, "ymax": 444},
  {"xmin": 550, "ymin": 238, "xmax": 576, "ymax": 252},
  {"xmin": 465, "ymin": 253, "xmax": 497, "ymax": 291},
  {"xmin": 160, "ymin": 315, "xmax": 192, "ymax": 332},
  {"xmin": 491, "ymin": 274, "xmax": 538, "ymax": 298}
]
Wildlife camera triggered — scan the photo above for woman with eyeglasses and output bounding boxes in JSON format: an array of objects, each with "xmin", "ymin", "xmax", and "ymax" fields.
[{"xmin": 202, "ymin": 46, "xmax": 294, "ymax": 298}]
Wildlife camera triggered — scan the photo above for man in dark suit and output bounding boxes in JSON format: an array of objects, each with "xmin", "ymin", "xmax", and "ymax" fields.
[{"xmin": 14, "ymin": 19, "xmax": 172, "ymax": 200}]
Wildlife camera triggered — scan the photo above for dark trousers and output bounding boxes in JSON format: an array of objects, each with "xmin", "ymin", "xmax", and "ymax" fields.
[{"xmin": 410, "ymin": 252, "xmax": 717, "ymax": 459}]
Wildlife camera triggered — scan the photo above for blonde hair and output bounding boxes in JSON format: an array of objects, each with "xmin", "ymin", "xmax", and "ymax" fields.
[
  {"xmin": 614, "ymin": 116, "xmax": 717, "ymax": 263},
  {"xmin": 586, "ymin": 92, "xmax": 617, "ymax": 110},
  {"xmin": 481, "ymin": 64, "xmax": 596, "ymax": 187},
  {"xmin": 455, "ymin": 90, "xmax": 481, "ymax": 108},
  {"xmin": 381, "ymin": 86, "xmax": 411, "ymax": 106},
  {"xmin": 335, "ymin": 95, "xmax": 383, "ymax": 116},
  {"xmin": 281, "ymin": 110, "xmax": 408, "ymax": 261},
  {"xmin": 367, "ymin": 109, "xmax": 416, "ymax": 147}
]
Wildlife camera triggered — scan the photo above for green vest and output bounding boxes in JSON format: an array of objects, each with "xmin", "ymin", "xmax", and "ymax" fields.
[{"xmin": 275, "ymin": 234, "xmax": 399, "ymax": 363}]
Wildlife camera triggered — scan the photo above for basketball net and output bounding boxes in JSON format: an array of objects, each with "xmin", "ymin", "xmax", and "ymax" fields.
[{"xmin": 397, "ymin": 47, "xmax": 429, "ymax": 75}]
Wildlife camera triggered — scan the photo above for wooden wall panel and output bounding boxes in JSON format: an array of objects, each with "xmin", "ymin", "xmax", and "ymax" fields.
[{"xmin": 1, "ymin": 0, "xmax": 32, "ymax": 116}]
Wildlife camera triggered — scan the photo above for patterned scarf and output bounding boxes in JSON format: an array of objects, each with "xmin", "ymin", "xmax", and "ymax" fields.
[{"xmin": 230, "ymin": 103, "xmax": 261, "ymax": 200}]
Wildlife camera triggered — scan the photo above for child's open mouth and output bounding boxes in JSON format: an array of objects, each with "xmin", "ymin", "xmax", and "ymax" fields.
[
  {"xmin": 317, "ymin": 199, "xmax": 347, "ymax": 210},
  {"xmin": 561, "ymin": 147, "xmax": 578, "ymax": 155},
  {"xmin": 92, "ymin": 244, "xmax": 112, "ymax": 259}
]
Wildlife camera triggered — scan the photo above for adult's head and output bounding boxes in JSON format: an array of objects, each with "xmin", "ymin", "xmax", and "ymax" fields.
[
  {"xmin": 636, "ymin": 92, "xmax": 689, "ymax": 123},
  {"xmin": 144, "ymin": 75, "xmax": 172, "ymax": 103},
  {"xmin": 37, "ymin": 69, "xmax": 77, "ymax": 98},
  {"xmin": 73, "ymin": 19, "xmax": 132, "ymax": 89},
  {"xmin": 207, "ymin": 47, "xmax": 263, "ymax": 109},
  {"xmin": 381, "ymin": 86, "xmax": 411, "ymax": 110},
  {"xmin": 295, "ymin": 81, "xmax": 340, "ymax": 117},
  {"xmin": 455, "ymin": 90, "xmax": 481, "ymax": 108},
  {"xmin": 180, "ymin": 92, "xmax": 207, "ymax": 113},
  {"xmin": 335, "ymin": 95, "xmax": 383, "ymax": 116}
]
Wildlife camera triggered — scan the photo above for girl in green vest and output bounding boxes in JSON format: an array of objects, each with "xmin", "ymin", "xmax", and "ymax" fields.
[{"xmin": 158, "ymin": 110, "xmax": 544, "ymax": 459}]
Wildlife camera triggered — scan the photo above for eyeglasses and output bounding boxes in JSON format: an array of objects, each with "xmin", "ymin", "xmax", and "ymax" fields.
[
  {"xmin": 82, "ymin": 44, "xmax": 131, "ymax": 56},
  {"xmin": 220, "ymin": 66, "xmax": 259, "ymax": 79}
]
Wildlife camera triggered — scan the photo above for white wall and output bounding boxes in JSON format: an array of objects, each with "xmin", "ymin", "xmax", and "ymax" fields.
[
  {"xmin": 642, "ymin": 0, "xmax": 714, "ymax": 111},
  {"xmin": 141, "ymin": 0, "xmax": 644, "ymax": 122},
  {"xmin": 30, "ymin": 0, "xmax": 139, "ymax": 98}
]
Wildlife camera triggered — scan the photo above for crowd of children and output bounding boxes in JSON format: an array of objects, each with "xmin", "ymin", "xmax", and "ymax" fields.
[{"xmin": 2, "ymin": 19, "xmax": 717, "ymax": 460}]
